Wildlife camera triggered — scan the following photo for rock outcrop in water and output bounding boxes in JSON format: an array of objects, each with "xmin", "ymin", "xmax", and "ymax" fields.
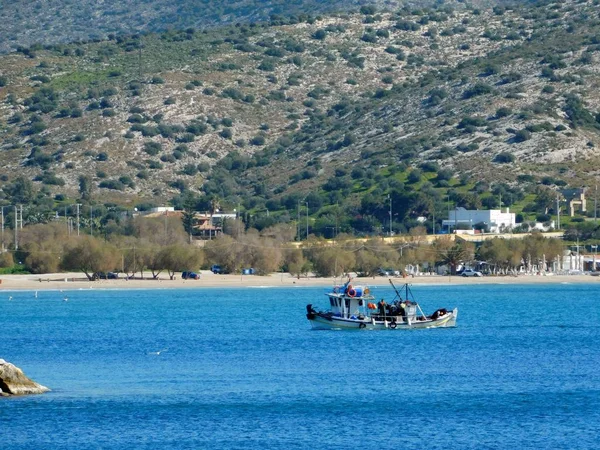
[{"xmin": 0, "ymin": 359, "xmax": 50, "ymax": 396}]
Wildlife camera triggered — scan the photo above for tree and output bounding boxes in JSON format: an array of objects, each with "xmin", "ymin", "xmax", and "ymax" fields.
[
  {"xmin": 132, "ymin": 216, "xmax": 187, "ymax": 246},
  {"xmin": 305, "ymin": 239, "xmax": 355, "ymax": 277},
  {"xmin": 284, "ymin": 247, "xmax": 307, "ymax": 278},
  {"xmin": 260, "ymin": 223, "xmax": 297, "ymax": 243},
  {"xmin": 61, "ymin": 236, "xmax": 119, "ymax": 280},
  {"xmin": 158, "ymin": 244, "xmax": 202, "ymax": 280},
  {"xmin": 534, "ymin": 186, "xmax": 556, "ymax": 214},
  {"xmin": 108, "ymin": 235, "xmax": 147, "ymax": 278},
  {"xmin": 182, "ymin": 193, "xmax": 198, "ymax": 243},
  {"xmin": 478, "ymin": 238, "xmax": 510, "ymax": 274},
  {"xmin": 0, "ymin": 252, "xmax": 14, "ymax": 268},
  {"xmin": 4, "ymin": 176, "xmax": 35, "ymax": 204},
  {"xmin": 241, "ymin": 230, "xmax": 283, "ymax": 275},
  {"xmin": 435, "ymin": 238, "xmax": 473, "ymax": 275},
  {"xmin": 144, "ymin": 245, "xmax": 164, "ymax": 279},
  {"xmin": 203, "ymin": 234, "xmax": 245, "ymax": 274},
  {"xmin": 353, "ymin": 239, "xmax": 398, "ymax": 276},
  {"xmin": 19, "ymin": 223, "xmax": 68, "ymax": 274},
  {"xmin": 78, "ymin": 175, "xmax": 93, "ymax": 202}
]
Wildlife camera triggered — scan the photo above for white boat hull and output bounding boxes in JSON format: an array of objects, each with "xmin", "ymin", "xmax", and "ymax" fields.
[{"xmin": 308, "ymin": 308, "xmax": 458, "ymax": 330}]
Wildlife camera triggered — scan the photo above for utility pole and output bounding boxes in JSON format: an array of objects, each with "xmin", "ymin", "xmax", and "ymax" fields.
[
  {"xmin": 14, "ymin": 205, "xmax": 18, "ymax": 250},
  {"xmin": 305, "ymin": 202, "xmax": 309, "ymax": 239},
  {"xmin": 388, "ymin": 194, "xmax": 392, "ymax": 237},
  {"xmin": 576, "ymin": 234, "xmax": 580, "ymax": 271},
  {"xmin": 76, "ymin": 203, "xmax": 81, "ymax": 236},
  {"xmin": 447, "ymin": 195, "xmax": 451, "ymax": 233},
  {"xmin": 1, "ymin": 206, "xmax": 4, "ymax": 253},
  {"xmin": 297, "ymin": 201, "xmax": 300, "ymax": 241},
  {"xmin": 90, "ymin": 206, "xmax": 93, "ymax": 236},
  {"xmin": 138, "ymin": 34, "xmax": 143, "ymax": 81},
  {"xmin": 237, "ymin": 202, "xmax": 241, "ymax": 237},
  {"xmin": 336, "ymin": 202, "xmax": 339, "ymax": 238},
  {"xmin": 595, "ymin": 184, "xmax": 597, "ymax": 223},
  {"xmin": 556, "ymin": 194, "xmax": 560, "ymax": 230}
]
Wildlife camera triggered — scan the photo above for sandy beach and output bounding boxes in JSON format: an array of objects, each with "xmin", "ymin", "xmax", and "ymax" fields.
[{"xmin": 0, "ymin": 271, "xmax": 598, "ymax": 291}]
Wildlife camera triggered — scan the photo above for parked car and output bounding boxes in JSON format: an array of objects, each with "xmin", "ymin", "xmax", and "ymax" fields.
[
  {"xmin": 242, "ymin": 268, "xmax": 255, "ymax": 275},
  {"xmin": 211, "ymin": 264, "xmax": 223, "ymax": 274},
  {"xmin": 378, "ymin": 268, "xmax": 400, "ymax": 276},
  {"xmin": 461, "ymin": 268, "xmax": 483, "ymax": 277},
  {"xmin": 94, "ymin": 271, "xmax": 118, "ymax": 280},
  {"xmin": 182, "ymin": 271, "xmax": 200, "ymax": 280}
]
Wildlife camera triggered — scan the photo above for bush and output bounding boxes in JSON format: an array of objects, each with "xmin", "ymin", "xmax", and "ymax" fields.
[
  {"xmin": 221, "ymin": 87, "xmax": 243, "ymax": 100},
  {"xmin": 144, "ymin": 142, "xmax": 162, "ymax": 156},
  {"xmin": 463, "ymin": 83, "xmax": 493, "ymax": 99},
  {"xmin": 177, "ymin": 133, "xmax": 195, "ymax": 143},
  {"xmin": 542, "ymin": 85, "xmax": 555, "ymax": 94},
  {"xmin": 99, "ymin": 179, "xmax": 125, "ymax": 190},
  {"xmin": 361, "ymin": 33, "xmax": 377, "ymax": 43},
  {"xmin": 407, "ymin": 169, "xmax": 422, "ymax": 183},
  {"xmin": 186, "ymin": 122, "xmax": 207, "ymax": 135},
  {"xmin": 147, "ymin": 160, "xmax": 163, "ymax": 170},
  {"xmin": 258, "ymin": 59, "xmax": 276, "ymax": 71},
  {"xmin": 250, "ymin": 135, "xmax": 266, "ymax": 146},
  {"xmin": 496, "ymin": 107, "xmax": 512, "ymax": 118},
  {"xmin": 494, "ymin": 152, "xmax": 515, "ymax": 163},
  {"xmin": 514, "ymin": 129, "xmax": 532, "ymax": 142},
  {"xmin": 182, "ymin": 164, "xmax": 198, "ymax": 176},
  {"xmin": 313, "ymin": 29, "xmax": 327, "ymax": 40},
  {"xmin": 458, "ymin": 116, "xmax": 487, "ymax": 129},
  {"xmin": 360, "ymin": 5, "xmax": 377, "ymax": 14},
  {"xmin": 39, "ymin": 172, "xmax": 65, "ymax": 186}
]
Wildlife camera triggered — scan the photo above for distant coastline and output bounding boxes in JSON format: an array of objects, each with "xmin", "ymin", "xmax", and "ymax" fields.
[{"xmin": 0, "ymin": 271, "xmax": 598, "ymax": 291}]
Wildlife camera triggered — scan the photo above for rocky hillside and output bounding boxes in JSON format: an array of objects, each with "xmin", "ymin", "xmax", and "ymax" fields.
[
  {"xmin": 1, "ymin": 0, "xmax": 600, "ymax": 231},
  {"xmin": 0, "ymin": 0, "xmax": 408, "ymax": 54}
]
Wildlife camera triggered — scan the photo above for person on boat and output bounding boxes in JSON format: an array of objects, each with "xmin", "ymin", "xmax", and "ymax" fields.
[
  {"xmin": 378, "ymin": 299, "xmax": 386, "ymax": 316},
  {"xmin": 398, "ymin": 302, "xmax": 407, "ymax": 322}
]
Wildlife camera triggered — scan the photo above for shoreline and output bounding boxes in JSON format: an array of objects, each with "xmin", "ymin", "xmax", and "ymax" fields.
[{"xmin": 0, "ymin": 271, "xmax": 598, "ymax": 291}]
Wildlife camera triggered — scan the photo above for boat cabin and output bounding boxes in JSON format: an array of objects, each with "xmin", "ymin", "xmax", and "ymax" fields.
[{"xmin": 327, "ymin": 285, "xmax": 372, "ymax": 319}]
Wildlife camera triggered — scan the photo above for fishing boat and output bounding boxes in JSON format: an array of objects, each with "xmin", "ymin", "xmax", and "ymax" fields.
[{"xmin": 306, "ymin": 279, "xmax": 457, "ymax": 330}]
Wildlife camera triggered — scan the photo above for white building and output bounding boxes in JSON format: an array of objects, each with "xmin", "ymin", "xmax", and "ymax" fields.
[
  {"xmin": 150, "ymin": 207, "xmax": 175, "ymax": 213},
  {"xmin": 442, "ymin": 207, "xmax": 516, "ymax": 233}
]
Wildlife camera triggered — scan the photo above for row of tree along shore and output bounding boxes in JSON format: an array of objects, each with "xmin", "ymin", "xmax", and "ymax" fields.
[{"xmin": 0, "ymin": 216, "xmax": 570, "ymax": 279}]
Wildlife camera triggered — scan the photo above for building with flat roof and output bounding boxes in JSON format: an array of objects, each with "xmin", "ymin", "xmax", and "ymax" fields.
[{"xmin": 442, "ymin": 207, "xmax": 516, "ymax": 233}]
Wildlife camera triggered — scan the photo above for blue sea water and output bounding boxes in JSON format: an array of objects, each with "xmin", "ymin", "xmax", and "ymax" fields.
[{"xmin": 1, "ymin": 283, "xmax": 599, "ymax": 449}]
